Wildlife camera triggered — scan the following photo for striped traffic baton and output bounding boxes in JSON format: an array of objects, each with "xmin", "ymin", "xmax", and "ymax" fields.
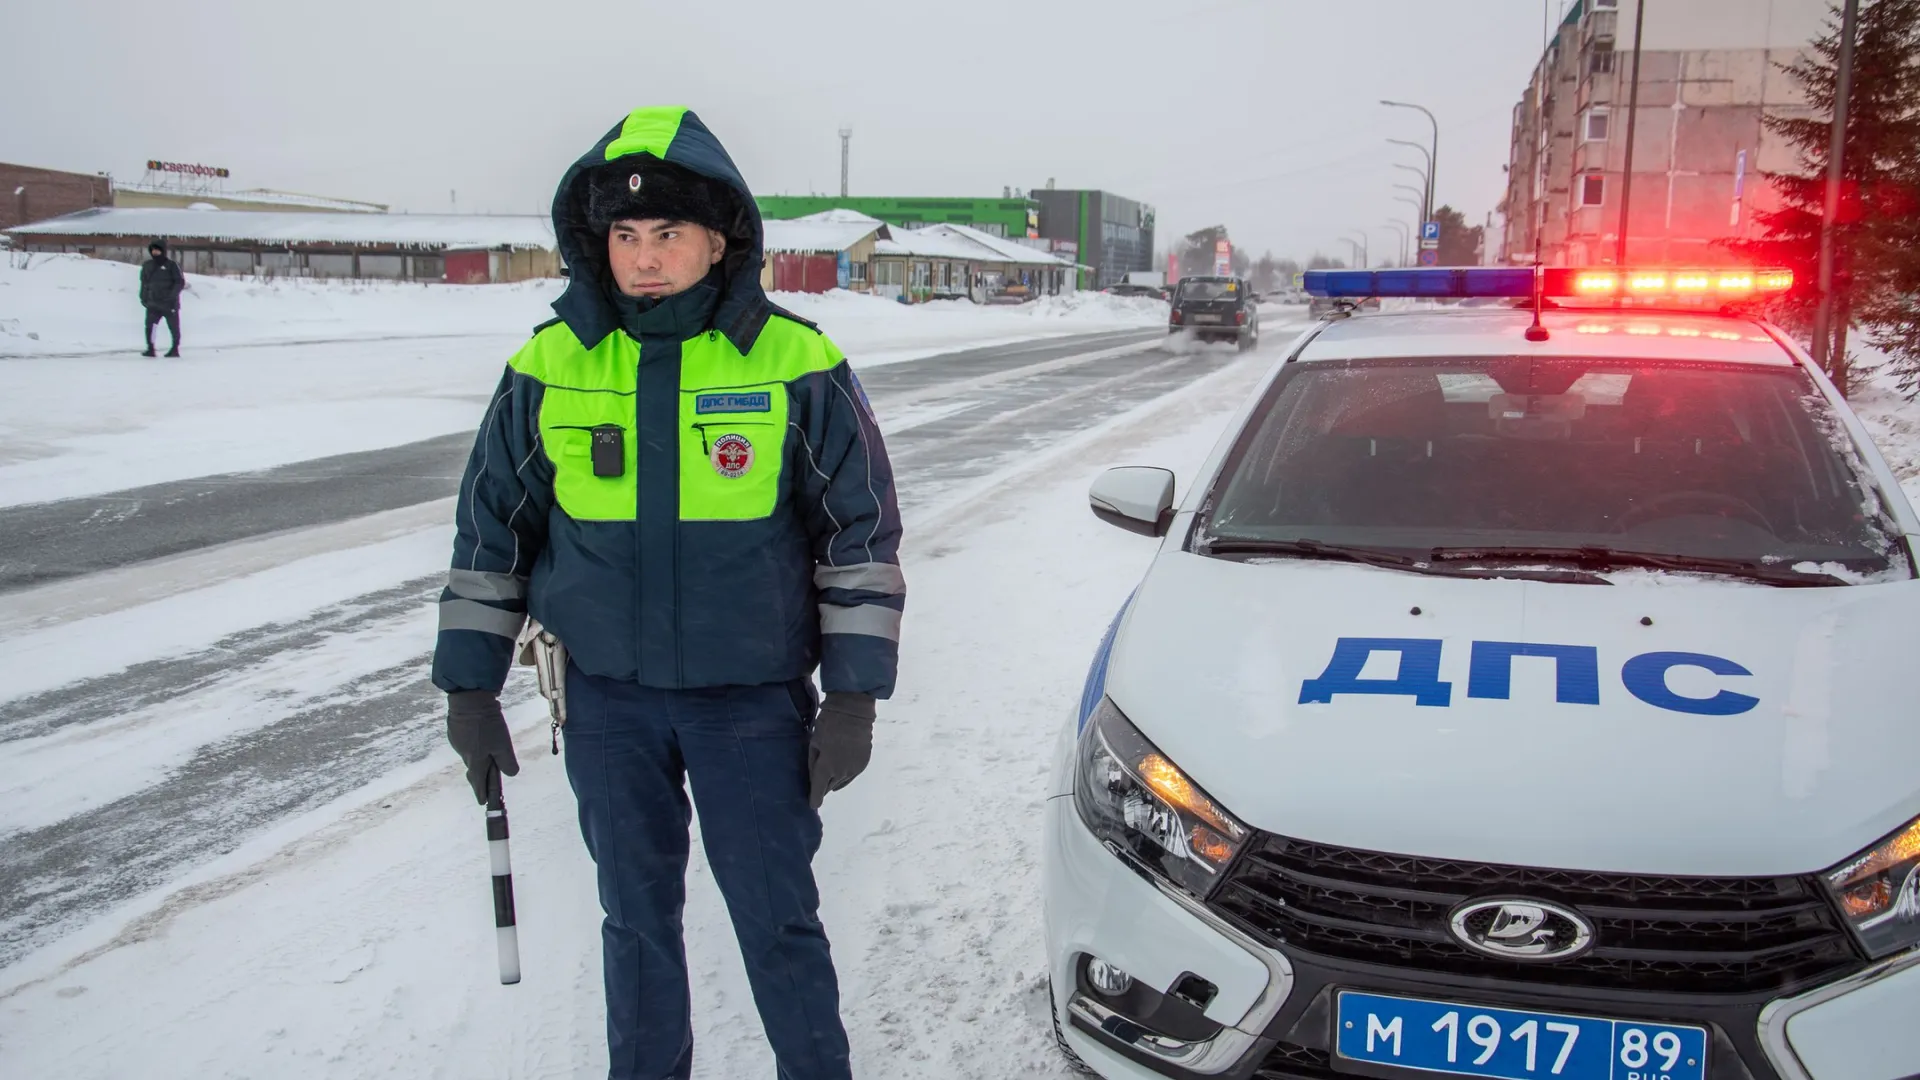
[{"xmin": 486, "ymin": 771, "xmax": 522, "ymax": 985}]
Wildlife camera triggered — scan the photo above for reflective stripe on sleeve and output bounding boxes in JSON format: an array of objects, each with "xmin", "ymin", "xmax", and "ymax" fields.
[
  {"xmin": 448, "ymin": 569, "xmax": 529, "ymax": 602},
  {"xmin": 439, "ymin": 598, "xmax": 529, "ymax": 639},
  {"xmin": 819, "ymin": 603, "xmax": 902, "ymax": 642},
  {"xmin": 813, "ymin": 561, "xmax": 905, "ymax": 595}
]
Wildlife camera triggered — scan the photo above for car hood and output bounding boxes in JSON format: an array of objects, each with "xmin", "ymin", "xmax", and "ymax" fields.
[{"xmin": 1104, "ymin": 551, "xmax": 1920, "ymax": 877}]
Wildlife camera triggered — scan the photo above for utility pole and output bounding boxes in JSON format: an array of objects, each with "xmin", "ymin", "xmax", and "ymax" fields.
[
  {"xmin": 838, "ymin": 128, "xmax": 852, "ymax": 198},
  {"xmin": 1812, "ymin": 0, "xmax": 1861, "ymax": 393},
  {"xmin": 1614, "ymin": 0, "xmax": 1648, "ymax": 268}
]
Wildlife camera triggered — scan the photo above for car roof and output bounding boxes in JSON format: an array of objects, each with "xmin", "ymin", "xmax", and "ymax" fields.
[{"xmin": 1296, "ymin": 307, "xmax": 1797, "ymax": 366}]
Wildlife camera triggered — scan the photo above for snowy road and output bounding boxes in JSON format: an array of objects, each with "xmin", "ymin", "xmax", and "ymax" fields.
[
  {"xmin": 0, "ymin": 328, "xmax": 1161, "ymax": 592},
  {"xmin": 0, "ymin": 322, "xmax": 1270, "ymax": 983}
]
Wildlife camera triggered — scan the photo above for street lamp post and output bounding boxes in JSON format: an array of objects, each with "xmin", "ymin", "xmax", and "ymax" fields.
[
  {"xmin": 1345, "ymin": 231, "xmax": 1371, "ymax": 269},
  {"xmin": 1614, "ymin": 0, "xmax": 1649, "ymax": 268},
  {"xmin": 1393, "ymin": 219, "xmax": 1418, "ymax": 267},
  {"xmin": 1812, "ymin": 0, "xmax": 1863, "ymax": 389},
  {"xmin": 1383, "ymin": 100, "xmax": 1440, "ymax": 228},
  {"xmin": 1342, "ymin": 238, "xmax": 1366, "ymax": 269},
  {"xmin": 1388, "ymin": 140, "xmax": 1434, "ymax": 224},
  {"xmin": 1382, "ymin": 222, "xmax": 1411, "ymax": 267},
  {"xmin": 1392, "ymin": 163, "xmax": 1430, "ymax": 201}
]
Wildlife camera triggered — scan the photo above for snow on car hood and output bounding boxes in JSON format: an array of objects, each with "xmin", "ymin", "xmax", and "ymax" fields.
[{"xmin": 1103, "ymin": 551, "xmax": 1920, "ymax": 877}]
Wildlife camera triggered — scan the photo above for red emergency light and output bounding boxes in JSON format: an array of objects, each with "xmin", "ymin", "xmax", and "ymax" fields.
[{"xmin": 1545, "ymin": 267, "xmax": 1793, "ymax": 303}]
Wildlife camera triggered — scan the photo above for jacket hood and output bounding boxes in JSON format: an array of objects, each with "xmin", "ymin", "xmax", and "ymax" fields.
[
  {"xmin": 549, "ymin": 106, "xmax": 769, "ymax": 351},
  {"xmin": 148, "ymin": 239, "xmax": 166, "ymax": 254},
  {"xmin": 1105, "ymin": 552, "xmax": 1920, "ymax": 878}
]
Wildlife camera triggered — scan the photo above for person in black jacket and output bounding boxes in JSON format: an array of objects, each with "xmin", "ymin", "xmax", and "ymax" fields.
[{"xmin": 138, "ymin": 239, "xmax": 185, "ymax": 357}]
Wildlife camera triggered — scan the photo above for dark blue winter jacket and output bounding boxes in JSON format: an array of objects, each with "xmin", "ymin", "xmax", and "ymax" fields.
[{"xmin": 430, "ymin": 107, "xmax": 904, "ymax": 699}]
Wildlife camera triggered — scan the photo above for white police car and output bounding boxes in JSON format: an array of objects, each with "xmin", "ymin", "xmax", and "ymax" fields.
[{"xmin": 1044, "ymin": 266, "xmax": 1920, "ymax": 1080}]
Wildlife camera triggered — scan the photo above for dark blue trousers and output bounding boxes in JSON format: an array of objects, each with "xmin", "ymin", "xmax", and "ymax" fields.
[{"xmin": 563, "ymin": 665, "xmax": 852, "ymax": 1080}]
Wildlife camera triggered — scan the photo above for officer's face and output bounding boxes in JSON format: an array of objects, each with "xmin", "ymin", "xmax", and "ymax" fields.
[{"xmin": 606, "ymin": 220, "xmax": 727, "ymax": 299}]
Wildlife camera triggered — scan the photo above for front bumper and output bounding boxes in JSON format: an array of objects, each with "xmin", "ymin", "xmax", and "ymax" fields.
[
  {"xmin": 1044, "ymin": 803, "xmax": 1920, "ymax": 1080},
  {"xmin": 1169, "ymin": 318, "xmax": 1247, "ymax": 336},
  {"xmin": 1043, "ymin": 792, "xmax": 1291, "ymax": 1078}
]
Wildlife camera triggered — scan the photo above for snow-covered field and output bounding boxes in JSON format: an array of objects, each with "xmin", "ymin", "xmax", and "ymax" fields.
[
  {"xmin": 0, "ymin": 254, "xmax": 1164, "ymax": 506},
  {"xmin": 0, "ymin": 338, "xmax": 1264, "ymax": 1080}
]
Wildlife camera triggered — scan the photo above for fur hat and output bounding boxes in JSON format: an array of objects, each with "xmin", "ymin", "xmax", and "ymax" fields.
[{"xmin": 585, "ymin": 160, "xmax": 737, "ymax": 236}]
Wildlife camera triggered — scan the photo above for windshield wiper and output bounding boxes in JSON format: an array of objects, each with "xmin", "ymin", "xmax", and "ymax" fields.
[
  {"xmin": 1201, "ymin": 538, "xmax": 1607, "ymax": 583},
  {"xmin": 1425, "ymin": 545, "xmax": 1852, "ymax": 587}
]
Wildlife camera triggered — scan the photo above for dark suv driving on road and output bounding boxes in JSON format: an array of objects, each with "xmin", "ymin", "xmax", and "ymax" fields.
[{"xmin": 1169, "ymin": 276, "xmax": 1259, "ymax": 350}]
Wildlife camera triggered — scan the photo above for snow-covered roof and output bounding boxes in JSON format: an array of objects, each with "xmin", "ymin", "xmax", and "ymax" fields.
[
  {"xmin": 872, "ymin": 227, "xmax": 1002, "ymax": 261},
  {"xmin": 796, "ymin": 208, "xmax": 886, "ymax": 226},
  {"xmin": 219, "ymin": 189, "xmax": 390, "ymax": 213},
  {"xmin": 920, "ymin": 223, "xmax": 1067, "ymax": 266},
  {"xmin": 762, "ymin": 211, "xmax": 883, "ymax": 254},
  {"xmin": 6, "ymin": 206, "xmax": 555, "ymax": 250}
]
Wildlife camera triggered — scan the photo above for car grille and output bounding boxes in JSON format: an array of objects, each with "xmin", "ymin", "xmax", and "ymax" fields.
[{"xmin": 1210, "ymin": 833, "xmax": 1860, "ymax": 994}]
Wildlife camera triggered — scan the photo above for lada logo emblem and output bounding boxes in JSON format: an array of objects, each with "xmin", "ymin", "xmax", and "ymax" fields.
[{"xmin": 1448, "ymin": 898, "xmax": 1595, "ymax": 962}]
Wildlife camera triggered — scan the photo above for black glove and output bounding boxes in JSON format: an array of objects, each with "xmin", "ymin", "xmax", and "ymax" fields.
[
  {"xmin": 808, "ymin": 692, "xmax": 875, "ymax": 809},
  {"xmin": 447, "ymin": 690, "xmax": 519, "ymax": 804}
]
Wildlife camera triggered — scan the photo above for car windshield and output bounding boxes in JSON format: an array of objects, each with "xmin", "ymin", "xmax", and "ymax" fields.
[
  {"xmin": 1179, "ymin": 280, "xmax": 1236, "ymax": 301},
  {"xmin": 1201, "ymin": 356, "xmax": 1904, "ymax": 577}
]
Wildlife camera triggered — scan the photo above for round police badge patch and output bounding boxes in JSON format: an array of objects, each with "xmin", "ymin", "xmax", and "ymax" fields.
[{"xmin": 710, "ymin": 433, "xmax": 754, "ymax": 478}]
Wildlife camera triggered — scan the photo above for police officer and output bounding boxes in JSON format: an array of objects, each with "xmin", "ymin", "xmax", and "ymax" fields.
[{"xmin": 432, "ymin": 107, "xmax": 903, "ymax": 1080}]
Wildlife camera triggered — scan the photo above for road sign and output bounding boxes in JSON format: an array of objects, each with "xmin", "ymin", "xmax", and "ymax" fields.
[
  {"xmin": 1419, "ymin": 249, "xmax": 1440, "ymax": 266},
  {"xmin": 1421, "ymin": 221, "xmax": 1441, "ymax": 243},
  {"xmin": 1292, "ymin": 272, "xmax": 1306, "ymax": 288}
]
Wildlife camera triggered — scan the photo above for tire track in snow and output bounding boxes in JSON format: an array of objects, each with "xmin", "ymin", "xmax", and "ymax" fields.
[
  {"xmin": 0, "ymin": 576, "xmax": 438, "ymax": 744},
  {"xmin": 0, "ymin": 647, "xmax": 539, "ymax": 970}
]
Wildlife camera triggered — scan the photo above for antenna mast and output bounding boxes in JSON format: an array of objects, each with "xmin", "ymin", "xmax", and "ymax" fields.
[{"xmin": 838, "ymin": 128, "xmax": 852, "ymax": 198}]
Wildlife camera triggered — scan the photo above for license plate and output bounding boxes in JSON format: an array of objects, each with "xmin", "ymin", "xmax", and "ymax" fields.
[
  {"xmin": 1335, "ymin": 991, "xmax": 1708, "ymax": 1080},
  {"xmin": 1192, "ymin": 314, "xmax": 1222, "ymax": 323}
]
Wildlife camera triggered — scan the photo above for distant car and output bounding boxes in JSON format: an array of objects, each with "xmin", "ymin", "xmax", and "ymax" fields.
[
  {"xmin": 1168, "ymin": 276, "xmax": 1260, "ymax": 350},
  {"xmin": 1105, "ymin": 283, "xmax": 1168, "ymax": 300}
]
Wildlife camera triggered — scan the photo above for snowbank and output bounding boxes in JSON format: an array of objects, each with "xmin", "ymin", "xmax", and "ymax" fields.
[
  {"xmin": 0, "ymin": 257, "xmax": 1161, "ymax": 507},
  {"xmin": 1844, "ymin": 347, "xmax": 1920, "ymax": 517},
  {"xmin": 0, "ymin": 252, "xmax": 560, "ymax": 356},
  {"xmin": 0, "ymin": 254, "xmax": 1160, "ymax": 362},
  {"xmin": 766, "ymin": 288, "xmax": 1165, "ymax": 367}
]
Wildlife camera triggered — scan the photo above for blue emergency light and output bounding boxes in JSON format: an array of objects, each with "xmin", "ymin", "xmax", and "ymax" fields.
[{"xmin": 1303, "ymin": 267, "xmax": 1535, "ymax": 299}]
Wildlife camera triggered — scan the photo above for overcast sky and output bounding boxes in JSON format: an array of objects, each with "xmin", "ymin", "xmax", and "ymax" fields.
[{"xmin": 8, "ymin": 0, "xmax": 1564, "ymax": 263}]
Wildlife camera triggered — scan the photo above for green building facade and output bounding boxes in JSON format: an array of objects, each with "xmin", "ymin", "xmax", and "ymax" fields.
[{"xmin": 756, "ymin": 195, "xmax": 1039, "ymax": 239}]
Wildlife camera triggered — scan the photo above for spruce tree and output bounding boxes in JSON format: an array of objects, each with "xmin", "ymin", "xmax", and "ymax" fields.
[{"xmin": 1728, "ymin": 0, "xmax": 1920, "ymax": 394}]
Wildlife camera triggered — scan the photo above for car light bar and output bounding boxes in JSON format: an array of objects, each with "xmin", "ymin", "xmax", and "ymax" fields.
[{"xmin": 1303, "ymin": 266, "xmax": 1793, "ymax": 301}]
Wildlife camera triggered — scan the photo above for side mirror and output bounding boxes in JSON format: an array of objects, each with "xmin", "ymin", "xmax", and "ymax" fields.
[{"xmin": 1090, "ymin": 467, "xmax": 1176, "ymax": 537}]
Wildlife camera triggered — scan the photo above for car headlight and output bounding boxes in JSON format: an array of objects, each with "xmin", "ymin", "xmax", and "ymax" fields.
[
  {"xmin": 1073, "ymin": 697, "xmax": 1249, "ymax": 897},
  {"xmin": 1822, "ymin": 814, "xmax": 1920, "ymax": 959}
]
